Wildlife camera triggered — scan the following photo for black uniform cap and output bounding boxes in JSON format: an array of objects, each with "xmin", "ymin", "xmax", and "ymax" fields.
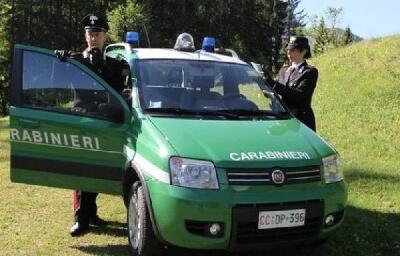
[
  {"xmin": 81, "ymin": 13, "xmax": 109, "ymax": 32},
  {"xmin": 286, "ymin": 36, "xmax": 311, "ymax": 58}
]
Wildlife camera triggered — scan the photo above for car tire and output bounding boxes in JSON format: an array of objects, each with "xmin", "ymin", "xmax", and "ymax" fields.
[{"xmin": 127, "ymin": 182, "xmax": 163, "ymax": 256}]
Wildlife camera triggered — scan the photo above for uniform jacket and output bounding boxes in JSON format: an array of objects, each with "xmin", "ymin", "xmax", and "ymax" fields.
[
  {"xmin": 70, "ymin": 47, "xmax": 126, "ymax": 112},
  {"xmin": 78, "ymin": 48, "xmax": 125, "ymax": 92},
  {"xmin": 272, "ymin": 61, "xmax": 318, "ymax": 131}
]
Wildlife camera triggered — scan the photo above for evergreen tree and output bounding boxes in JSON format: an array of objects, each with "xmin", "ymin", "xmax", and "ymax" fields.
[
  {"xmin": 107, "ymin": 1, "xmax": 149, "ymax": 44},
  {"xmin": 284, "ymin": 0, "xmax": 306, "ymax": 40},
  {"xmin": 313, "ymin": 17, "xmax": 329, "ymax": 55},
  {"xmin": 272, "ymin": 0, "xmax": 306, "ymax": 69},
  {"xmin": 0, "ymin": 2, "xmax": 12, "ymax": 115},
  {"xmin": 342, "ymin": 26, "xmax": 353, "ymax": 45}
]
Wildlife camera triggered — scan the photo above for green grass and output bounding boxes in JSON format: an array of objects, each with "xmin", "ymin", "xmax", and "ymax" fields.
[
  {"xmin": 310, "ymin": 35, "xmax": 400, "ymax": 255},
  {"xmin": 1, "ymin": 35, "xmax": 400, "ymax": 255}
]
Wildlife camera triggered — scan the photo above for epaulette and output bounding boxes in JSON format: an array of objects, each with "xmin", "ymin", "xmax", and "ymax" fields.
[{"xmin": 70, "ymin": 51, "xmax": 83, "ymax": 59}]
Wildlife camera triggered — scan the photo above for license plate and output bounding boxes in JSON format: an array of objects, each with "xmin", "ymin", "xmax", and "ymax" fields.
[{"xmin": 258, "ymin": 209, "xmax": 306, "ymax": 229}]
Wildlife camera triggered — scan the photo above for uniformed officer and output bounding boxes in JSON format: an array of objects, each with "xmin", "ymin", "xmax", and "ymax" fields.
[
  {"xmin": 57, "ymin": 13, "xmax": 123, "ymax": 237},
  {"xmin": 265, "ymin": 36, "xmax": 318, "ymax": 131}
]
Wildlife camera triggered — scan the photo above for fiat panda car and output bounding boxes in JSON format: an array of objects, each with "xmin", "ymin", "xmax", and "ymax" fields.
[{"xmin": 9, "ymin": 33, "xmax": 346, "ymax": 256}]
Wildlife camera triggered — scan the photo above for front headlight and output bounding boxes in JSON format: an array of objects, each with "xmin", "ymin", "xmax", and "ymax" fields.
[
  {"xmin": 170, "ymin": 157, "xmax": 219, "ymax": 189},
  {"xmin": 323, "ymin": 154, "xmax": 344, "ymax": 183}
]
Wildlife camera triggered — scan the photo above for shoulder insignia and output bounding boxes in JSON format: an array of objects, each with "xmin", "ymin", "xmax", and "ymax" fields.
[{"xmin": 70, "ymin": 51, "xmax": 83, "ymax": 59}]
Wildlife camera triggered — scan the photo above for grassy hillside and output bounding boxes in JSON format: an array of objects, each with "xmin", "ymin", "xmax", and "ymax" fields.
[
  {"xmin": 1, "ymin": 35, "xmax": 400, "ymax": 255},
  {"xmin": 311, "ymin": 35, "xmax": 400, "ymax": 254},
  {"xmin": 313, "ymin": 35, "xmax": 400, "ymax": 210}
]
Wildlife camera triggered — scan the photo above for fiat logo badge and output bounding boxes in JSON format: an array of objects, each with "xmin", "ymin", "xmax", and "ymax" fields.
[{"xmin": 271, "ymin": 169, "xmax": 285, "ymax": 185}]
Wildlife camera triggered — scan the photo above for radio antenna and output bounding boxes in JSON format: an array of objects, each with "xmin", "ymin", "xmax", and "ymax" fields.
[{"xmin": 142, "ymin": 24, "xmax": 151, "ymax": 48}]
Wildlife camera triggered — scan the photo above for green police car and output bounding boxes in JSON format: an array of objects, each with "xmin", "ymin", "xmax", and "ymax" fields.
[{"xmin": 9, "ymin": 33, "xmax": 346, "ymax": 255}]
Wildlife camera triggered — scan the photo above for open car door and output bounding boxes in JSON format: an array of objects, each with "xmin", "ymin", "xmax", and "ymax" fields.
[{"xmin": 9, "ymin": 45, "xmax": 130, "ymax": 195}]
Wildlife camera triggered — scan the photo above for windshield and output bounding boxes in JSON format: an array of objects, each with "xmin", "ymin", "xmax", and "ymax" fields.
[{"xmin": 137, "ymin": 59, "xmax": 287, "ymax": 118}]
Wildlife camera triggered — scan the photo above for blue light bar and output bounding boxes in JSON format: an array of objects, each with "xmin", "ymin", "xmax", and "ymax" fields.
[
  {"xmin": 126, "ymin": 32, "xmax": 139, "ymax": 46},
  {"xmin": 202, "ymin": 37, "xmax": 215, "ymax": 52}
]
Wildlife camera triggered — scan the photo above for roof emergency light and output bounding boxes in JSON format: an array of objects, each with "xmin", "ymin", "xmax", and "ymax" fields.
[
  {"xmin": 126, "ymin": 32, "xmax": 139, "ymax": 47},
  {"xmin": 202, "ymin": 37, "xmax": 215, "ymax": 52},
  {"xmin": 174, "ymin": 33, "xmax": 195, "ymax": 52}
]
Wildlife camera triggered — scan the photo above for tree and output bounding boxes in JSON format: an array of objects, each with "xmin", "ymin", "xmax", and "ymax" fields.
[
  {"xmin": 107, "ymin": 1, "xmax": 149, "ymax": 44},
  {"xmin": 325, "ymin": 6, "xmax": 343, "ymax": 46},
  {"xmin": 313, "ymin": 17, "xmax": 329, "ymax": 55},
  {"xmin": 342, "ymin": 26, "xmax": 353, "ymax": 46},
  {"xmin": 269, "ymin": 0, "xmax": 306, "ymax": 69},
  {"xmin": 284, "ymin": 0, "xmax": 306, "ymax": 40},
  {"xmin": 0, "ymin": 2, "xmax": 12, "ymax": 115}
]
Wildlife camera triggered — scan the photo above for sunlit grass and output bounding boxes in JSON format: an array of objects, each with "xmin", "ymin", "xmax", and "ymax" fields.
[{"xmin": 310, "ymin": 36, "xmax": 400, "ymax": 254}]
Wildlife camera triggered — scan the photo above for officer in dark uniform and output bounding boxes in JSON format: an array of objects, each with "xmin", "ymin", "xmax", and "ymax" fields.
[
  {"xmin": 56, "ymin": 13, "xmax": 125, "ymax": 237},
  {"xmin": 265, "ymin": 36, "xmax": 318, "ymax": 131}
]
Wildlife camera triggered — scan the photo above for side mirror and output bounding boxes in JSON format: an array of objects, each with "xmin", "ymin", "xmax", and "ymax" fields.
[
  {"xmin": 98, "ymin": 103, "xmax": 124, "ymax": 123},
  {"xmin": 250, "ymin": 62, "xmax": 265, "ymax": 76}
]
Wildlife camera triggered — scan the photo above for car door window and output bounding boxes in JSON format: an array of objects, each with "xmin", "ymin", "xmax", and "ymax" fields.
[{"xmin": 22, "ymin": 51, "xmax": 121, "ymax": 118}]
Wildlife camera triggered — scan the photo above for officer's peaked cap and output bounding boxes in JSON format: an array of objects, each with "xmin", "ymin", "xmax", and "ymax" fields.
[
  {"xmin": 81, "ymin": 13, "xmax": 109, "ymax": 32},
  {"xmin": 286, "ymin": 36, "xmax": 311, "ymax": 58}
]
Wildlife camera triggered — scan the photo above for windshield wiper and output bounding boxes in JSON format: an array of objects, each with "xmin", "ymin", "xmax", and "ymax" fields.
[
  {"xmin": 216, "ymin": 109, "xmax": 290, "ymax": 119},
  {"xmin": 144, "ymin": 107, "xmax": 198, "ymax": 115},
  {"xmin": 144, "ymin": 107, "xmax": 241, "ymax": 119},
  {"xmin": 197, "ymin": 110, "xmax": 241, "ymax": 119},
  {"xmin": 144, "ymin": 107, "xmax": 288, "ymax": 119}
]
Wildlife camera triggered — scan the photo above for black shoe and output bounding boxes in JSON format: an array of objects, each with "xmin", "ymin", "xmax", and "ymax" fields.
[
  {"xmin": 70, "ymin": 222, "xmax": 89, "ymax": 237},
  {"xmin": 89, "ymin": 215, "xmax": 108, "ymax": 228}
]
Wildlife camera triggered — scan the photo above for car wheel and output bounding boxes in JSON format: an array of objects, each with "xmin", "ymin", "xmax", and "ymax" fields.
[{"xmin": 127, "ymin": 182, "xmax": 163, "ymax": 256}]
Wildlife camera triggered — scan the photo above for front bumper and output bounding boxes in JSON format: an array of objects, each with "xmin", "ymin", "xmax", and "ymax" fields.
[{"xmin": 146, "ymin": 180, "xmax": 347, "ymax": 250}]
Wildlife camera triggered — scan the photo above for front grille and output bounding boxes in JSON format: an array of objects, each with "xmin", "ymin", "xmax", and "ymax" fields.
[
  {"xmin": 226, "ymin": 166, "xmax": 321, "ymax": 185},
  {"xmin": 230, "ymin": 200, "xmax": 324, "ymax": 249}
]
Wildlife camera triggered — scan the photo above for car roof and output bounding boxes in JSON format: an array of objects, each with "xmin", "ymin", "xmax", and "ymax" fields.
[{"xmin": 129, "ymin": 48, "xmax": 248, "ymax": 65}]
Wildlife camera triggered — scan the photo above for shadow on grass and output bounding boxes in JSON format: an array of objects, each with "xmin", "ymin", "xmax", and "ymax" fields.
[
  {"xmin": 90, "ymin": 221, "xmax": 127, "ymax": 237},
  {"xmin": 72, "ymin": 205, "xmax": 400, "ymax": 256},
  {"xmin": 344, "ymin": 167, "xmax": 400, "ymax": 184},
  {"xmin": 71, "ymin": 244, "xmax": 130, "ymax": 256}
]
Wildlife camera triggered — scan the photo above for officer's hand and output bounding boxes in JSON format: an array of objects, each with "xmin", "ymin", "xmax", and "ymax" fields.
[
  {"xmin": 88, "ymin": 48, "xmax": 103, "ymax": 67},
  {"xmin": 263, "ymin": 71, "xmax": 275, "ymax": 86},
  {"xmin": 122, "ymin": 88, "xmax": 132, "ymax": 101},
  {"xmin": 54, "ymin": 50, "xmax": 70, "ymax": 62},
  {"xmin": 262, "ymin": 90, "xmax": 273, "ymax": 98},
  {"xmin": 262, "ymin": 90, "xmax": 282, "ymax": 100}
]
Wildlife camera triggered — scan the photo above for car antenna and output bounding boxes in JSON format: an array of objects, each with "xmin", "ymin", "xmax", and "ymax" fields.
[{"xmin": 142, "ymin": 24, "xmax": 151, "ymax": 48}]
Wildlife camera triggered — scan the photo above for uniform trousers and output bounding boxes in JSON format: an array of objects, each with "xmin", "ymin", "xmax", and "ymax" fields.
[{"xmin": 73, "ymin": 191, "xmax": 98, "ymax": 224}]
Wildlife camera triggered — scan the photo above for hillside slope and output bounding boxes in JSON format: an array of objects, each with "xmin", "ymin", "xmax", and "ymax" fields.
[
  {"xmin": 308, "ymin": 35, "xmax": 400, "ymax": 254},
  {"xmin": 312, "ymin": 35, "xmax": 400, "ymax": 162},
  {"xmin": 311, "ymin": 35, "xmax": 400, "ymax": 208}
]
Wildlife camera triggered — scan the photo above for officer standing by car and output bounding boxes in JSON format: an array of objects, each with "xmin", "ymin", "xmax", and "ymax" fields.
[
  {"xmin": 264, "ymin": 36, "xmax": 318, "ymax": 131},
  {"xmin": 55, "ymin": 13, "xmax": 124, "ymax": 237}
]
